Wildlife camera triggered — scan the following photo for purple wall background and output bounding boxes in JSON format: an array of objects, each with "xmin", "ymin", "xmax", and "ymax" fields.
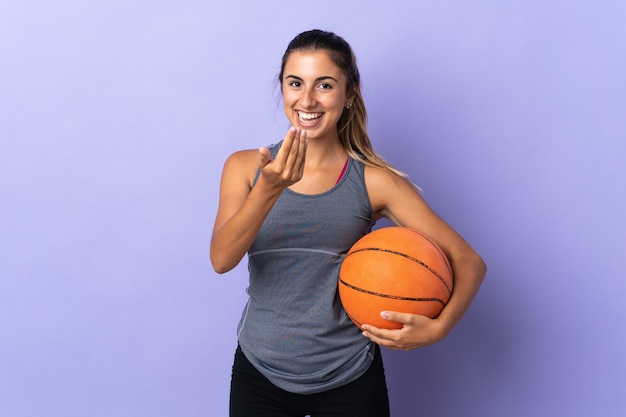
[{"xmin": 1, "ymin": 1, "xmax": 624, "ymax": 416}]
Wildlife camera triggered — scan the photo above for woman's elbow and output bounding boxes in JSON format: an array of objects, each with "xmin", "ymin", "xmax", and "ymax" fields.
[
  {"xmin": 472, "ymin": 252, "xmax": 487, "ymax": 281},
  {"xmin": 210, "ymin": 248, "xmax": 241, "ymax": 274},
  {"xmin": 210, "ymin": 251, "xmax": 232, "ymax": 274},
  {"xmin": 212, "ymin": 263, "xmax": 231, "ymax": 275}
]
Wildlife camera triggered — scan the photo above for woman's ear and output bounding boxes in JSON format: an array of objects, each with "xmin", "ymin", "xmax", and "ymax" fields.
[{"xmin": 345, "ymin": 85, "xmax": 357, "ymax": 108}]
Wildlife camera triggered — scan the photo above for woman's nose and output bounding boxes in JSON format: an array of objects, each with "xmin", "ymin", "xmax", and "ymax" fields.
[{"xmin": 300, "ymin": 87, "xmax": 316, "ymax": 108}]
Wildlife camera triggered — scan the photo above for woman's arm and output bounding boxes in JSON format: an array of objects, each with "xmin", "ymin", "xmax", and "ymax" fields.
[
  {"xmin": 210, "ymin": 128, "xmax": 307, "ymax": 273},
  {"xmin": 362, "ymin": 167, "xmax": 487, "ymax": 350}
]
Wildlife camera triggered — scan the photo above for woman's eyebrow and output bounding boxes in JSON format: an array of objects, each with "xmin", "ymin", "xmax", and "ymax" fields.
[{"xmin": 285, "ymin": 75, "xmax": 339, "ymax": 83}]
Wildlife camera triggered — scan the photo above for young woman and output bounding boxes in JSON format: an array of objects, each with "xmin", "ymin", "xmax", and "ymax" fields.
[{"xmin": 211, "ymin": 29, "xmax": 486, "ymax": 417}]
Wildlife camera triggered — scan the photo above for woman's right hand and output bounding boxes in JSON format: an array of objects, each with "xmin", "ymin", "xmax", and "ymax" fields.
[{"xmin": 257, "ymin": 127, "xmax": 307, "ymax": 190}]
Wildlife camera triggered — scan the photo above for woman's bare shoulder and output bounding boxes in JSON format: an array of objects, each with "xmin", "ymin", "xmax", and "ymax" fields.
[
  {"xmin": 364, "ymin": 164, "xmax": 423, "ymax": 219},
  {"xmin": 225, "ymin": 148, "xmax": 259, "ymax": 163},
  {"xmin": 221, "ymin": 149, "xmax": 261, "ymax": 187},
  {"xmin": 363, "ymin": 164, "xmax": 413, "ymax": 192}
]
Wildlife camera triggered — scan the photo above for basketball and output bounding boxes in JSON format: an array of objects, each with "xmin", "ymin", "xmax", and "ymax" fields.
[{"xmin": 338, "ymin": 226, "xmax": 453, "ymax": 330}]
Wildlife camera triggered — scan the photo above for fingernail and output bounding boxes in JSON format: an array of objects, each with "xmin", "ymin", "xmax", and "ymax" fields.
[{"xmin": 380, "ymin": 311, "xmax": 389, "ymax": 319}]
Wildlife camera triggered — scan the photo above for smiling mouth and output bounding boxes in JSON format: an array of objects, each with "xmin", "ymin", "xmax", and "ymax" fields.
[{"xmin": 297, "ymin": 111, "xmax": 323, "ymax": 123}]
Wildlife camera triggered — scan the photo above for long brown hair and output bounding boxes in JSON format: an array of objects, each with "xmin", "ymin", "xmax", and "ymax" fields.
[{"xmin": 278, "ymin": 29, "xmax": 410, "ymax": 180}]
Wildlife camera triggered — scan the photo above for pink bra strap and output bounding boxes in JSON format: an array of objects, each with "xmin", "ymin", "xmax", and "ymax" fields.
[{"xmin": 335, "ymin": 158, "xmax": 349, "ymax": 184}]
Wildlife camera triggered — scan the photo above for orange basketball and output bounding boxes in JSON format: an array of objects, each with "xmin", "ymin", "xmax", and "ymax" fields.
[{"xmin": 338, "ymin": 227, "xmax": 453, "ymax": 330}]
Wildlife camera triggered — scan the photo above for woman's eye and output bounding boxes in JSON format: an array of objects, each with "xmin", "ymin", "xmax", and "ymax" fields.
[
  {"xmin": 319, "ymin": 83, "xmax": 332, "ymax": 90},
  {"xmin": 289, "ymin": 81, "xmax": 301, "ymax": 88}
]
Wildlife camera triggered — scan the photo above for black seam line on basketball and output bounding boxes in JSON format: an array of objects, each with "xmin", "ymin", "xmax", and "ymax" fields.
[
  {"xmin": 346, "ymin": 247, "xmax": 452, "ymax": 294},
  {"xmin": 346, "ymin": 312, "xmax": 362, "ymax": 327},
  {"xmin": 339, "ymin": 278, "xmax": 446, "ymax": 306}
]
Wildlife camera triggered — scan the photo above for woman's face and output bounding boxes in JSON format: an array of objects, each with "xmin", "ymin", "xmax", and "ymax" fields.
[{"xmin": 282, "ymin": 50, "xmax": 352, "ymax": 141}]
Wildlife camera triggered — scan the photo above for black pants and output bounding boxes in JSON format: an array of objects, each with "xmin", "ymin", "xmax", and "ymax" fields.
[{"xmin": 229, "ymin": 345, "xmax": 390, "ymax": 417}]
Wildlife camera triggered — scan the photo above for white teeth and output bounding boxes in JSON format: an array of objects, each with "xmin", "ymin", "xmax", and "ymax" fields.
[{"xmin": 297, "ymin": 111, "xmax": 322, "ymax": 120}]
